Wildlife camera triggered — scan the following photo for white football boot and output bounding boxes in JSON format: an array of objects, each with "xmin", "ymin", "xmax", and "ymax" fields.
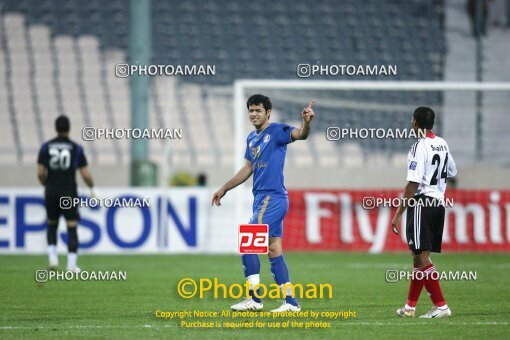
[
  {"xmin": 66, "ymin": 266, "xmax": 81, "ymax": 273},
  {"xmin": 419, "ymin": 306, "xmax": 452, "ymax": 318},
  {"xmin": 231, "ymin": 299, "xmax": 263, "ymax": 311},
  {"xmin": 396, "ymin": 306, "xmax": 415, "ymax": 317},
  {"xmin": 270, "ymin": 301, "xmax": 301, "ymax": 313}
]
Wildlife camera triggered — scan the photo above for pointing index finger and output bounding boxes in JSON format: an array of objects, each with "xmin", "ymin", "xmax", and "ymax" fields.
[{"xmin": 307, "ymin": 99, "xmax": 316, "ymax": 110}]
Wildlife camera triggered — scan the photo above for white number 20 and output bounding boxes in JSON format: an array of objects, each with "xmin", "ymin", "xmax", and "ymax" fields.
[{"xmin": 49, "ymin": 148, "xmax": 71, "ymax": 170}]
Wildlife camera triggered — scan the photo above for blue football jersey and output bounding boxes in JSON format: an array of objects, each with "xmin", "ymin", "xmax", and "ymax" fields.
[{"xmin": 244, "ymin": 123, "xmax": 295, "ymax": 197}]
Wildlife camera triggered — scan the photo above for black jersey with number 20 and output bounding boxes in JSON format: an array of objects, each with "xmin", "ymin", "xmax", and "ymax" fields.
[{"xmin": 37, "ymin": 136, "xmax": 88, "ymax": 188}]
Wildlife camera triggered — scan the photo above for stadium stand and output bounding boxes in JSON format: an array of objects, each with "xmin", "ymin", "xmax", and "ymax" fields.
[{"xmin": 0, "ymin": 0, "xmax": 447, "ymax": 167}]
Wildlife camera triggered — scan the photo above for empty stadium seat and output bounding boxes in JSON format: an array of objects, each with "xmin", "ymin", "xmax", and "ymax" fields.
[{"xmin": 0, "ymin": 0, "xmax": 447, "ymax": 167}]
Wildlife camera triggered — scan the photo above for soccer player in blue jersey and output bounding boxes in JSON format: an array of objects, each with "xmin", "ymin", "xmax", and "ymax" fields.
[{"xmin": 212, "ymin": 94, "xmax": 315, "ymax": 312}]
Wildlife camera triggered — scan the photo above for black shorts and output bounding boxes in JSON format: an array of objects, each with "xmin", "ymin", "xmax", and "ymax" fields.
[
  {"xmin": 44, "ymin": 186, "xmax": 80, "ymax": 221},
  {"xmin": 406, "ymin": 195, "xmax": 445, "ymax": 254}
]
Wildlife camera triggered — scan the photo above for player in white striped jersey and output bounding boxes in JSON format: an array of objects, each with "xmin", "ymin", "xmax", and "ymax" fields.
[
  {"xmin": 391, "ymin": 107, "xmax": 457, "ymax": 319},
  {"xmin": 407, "ymin": 135, "xmax": 457, "ymax": 201}
]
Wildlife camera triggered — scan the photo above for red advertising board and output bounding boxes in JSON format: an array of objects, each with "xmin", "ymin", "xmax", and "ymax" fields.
[{"xmin": 284, "ymin": 190, "xmax": 510, "ymax": 252}]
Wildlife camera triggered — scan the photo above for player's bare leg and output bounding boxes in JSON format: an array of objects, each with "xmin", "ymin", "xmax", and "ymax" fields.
[
  {"xmin": 414, "ymin": 250, "xmax": 431, "ymax": 267},
  {"xmin": 268, "ymin": 237, "xmax": 300, "ymax": 312},
  {"xmin": 268, "ymin": 237, "xmax": 282, "ymax": 258},
  {"xmin": 66, "ymin": 220, "xmax": 80, "ymax": 273},
  {"xmin": 47, "ymin": 219, "xmax": 59, "ymax": 270}
]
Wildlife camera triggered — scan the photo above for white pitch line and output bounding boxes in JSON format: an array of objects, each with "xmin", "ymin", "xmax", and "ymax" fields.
[
  {"xmin": 0, "ymin": 324, "xmax": 178, "ymax": 330},
  {"xmin": 336, "ymin": 322, "xmax": 509, "ymax": 326},
  {"xmin": 0, "ymin": 321, "xmax": 507, "ymax": 330},
  {"xmin": 346, "ymin": 263, "xmax": 405, "ymax": 269}
]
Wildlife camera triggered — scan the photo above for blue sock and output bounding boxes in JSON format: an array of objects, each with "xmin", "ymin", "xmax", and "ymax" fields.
[
  {"xmin": 242, "ymin": 254, "xmax": 262, "ymax": 303},
  {"xmin": 249, "ymin": 287, "xmax": 262, "ymax": 303},
  {"xmin": 269, "ymin": 255, "xmax": 299, "ymax": 306}
]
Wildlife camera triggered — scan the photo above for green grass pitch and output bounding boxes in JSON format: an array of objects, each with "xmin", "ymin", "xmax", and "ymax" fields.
[{"xmin": 1, "ymin": 253, "xmax": 509, "ymax": 339}]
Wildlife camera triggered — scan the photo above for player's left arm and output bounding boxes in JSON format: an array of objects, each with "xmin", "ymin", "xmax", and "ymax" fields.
[
  {"xmin": 79, "ymin": 167, "xmax": 94, "ymax": 189},
  {"xmin": 37, "ymin": 164, "xmax": 47, "ymax": 185},
  {"xmin": 77, "ymin": 146, "xmax": 97, "ymax": 197},
  {"xmin": 291, "ymin": 99, "xmax": 315, "ymax": 141},
  {"xmin": 447, "ymin": 151, "xmax": 457, "ymax": 178}
]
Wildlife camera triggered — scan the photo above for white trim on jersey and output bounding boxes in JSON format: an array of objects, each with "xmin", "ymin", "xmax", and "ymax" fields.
[{"xmin": 410, "ymin": 140, "xmax": 420, "ymax": 158}]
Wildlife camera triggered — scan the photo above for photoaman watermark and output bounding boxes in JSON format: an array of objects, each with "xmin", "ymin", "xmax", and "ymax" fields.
[{"xmin": 177, "ymin": 278, "xmax": 333, "ymax": 299}]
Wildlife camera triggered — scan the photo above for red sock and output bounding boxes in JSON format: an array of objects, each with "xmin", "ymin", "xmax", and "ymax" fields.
[
  {"xmin": 423, "ymin": 264, "xmax": 446, "ymax": 307},
  {"xmin": 406, "ymin": 265, "xmax": 425, "ymax": 308}
]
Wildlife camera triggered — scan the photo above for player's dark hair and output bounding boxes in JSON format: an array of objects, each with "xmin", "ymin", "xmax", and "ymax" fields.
[
  {"xmin": 55, "ymin": 115, "xmax": 70, "ymax": 133},
  {"xmin": 247, "ymin": 94, "xmax": 272, "ymax": 112},
  {"xmin": 413, "ymin": 107, "xmax": 435, "ymax": 130}
]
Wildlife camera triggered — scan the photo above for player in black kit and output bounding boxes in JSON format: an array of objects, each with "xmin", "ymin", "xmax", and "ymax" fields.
[{"xmin": 37, "ymin": 116, "xmax": 95, "ymax": 272}]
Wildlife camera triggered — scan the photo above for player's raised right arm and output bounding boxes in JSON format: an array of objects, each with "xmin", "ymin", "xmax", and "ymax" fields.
[{"xmin": 211, "ymin": 160, "xmax": 253, "ymax": 206}]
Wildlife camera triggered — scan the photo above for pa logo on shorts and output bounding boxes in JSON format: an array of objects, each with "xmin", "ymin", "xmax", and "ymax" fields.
[
  {"xmin": 409, "ymin": 161, "xmax": 417, "ymax": 170},
  {"xmin": 238, "ymin": 224, "xmax": 269, "ymax": 254}
]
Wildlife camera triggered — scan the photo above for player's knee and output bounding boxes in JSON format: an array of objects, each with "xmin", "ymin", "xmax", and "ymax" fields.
[
  {"xmin": 420, "ymin": 252, "xmax": 431, "ymax": 265},
  {"xmin": 412, "ymin": 250, "xmax": 424, "ymax": 263},
  {"xmin": 67, "ymin": 220, "xmax": 78, "ymax": 228},
  {"xmin": 413, "ymin": 252, "xmax": 431, "ymax": 268},
  {"xmin": 268, "ymin": 247, "xmax": 282, "ymax": 258}
]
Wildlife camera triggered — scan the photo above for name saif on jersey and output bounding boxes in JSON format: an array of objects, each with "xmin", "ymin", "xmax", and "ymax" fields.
[{"xmin": 431, "ymin": 145, "xmax": 447, "ymax": 152}]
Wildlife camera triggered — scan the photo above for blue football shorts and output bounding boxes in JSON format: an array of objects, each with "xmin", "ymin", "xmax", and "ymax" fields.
[{"xmin": 248, "ymin": 194, "xmax": 289, "ymax": 238}]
